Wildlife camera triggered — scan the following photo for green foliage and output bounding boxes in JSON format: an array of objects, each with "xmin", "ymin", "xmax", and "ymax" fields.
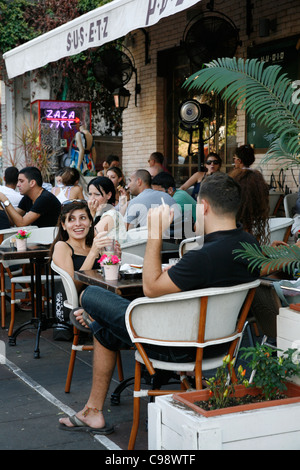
[
  {"xmin": 0, "ymin": 0, "xmax": 37, "ymax": 54},
  {"xmin": 0, "ymin": 0, "xmax": 120, "ymax": 135},
  {"xmin": 185, "ymin": 57, "xmax": 300, "ymax": 166},
  {"xmin": 240, "ymin": 344, "xmax": 300, "ymax": 400},
  {"xmin": 78, "ymin": 0, "xmax": 112, "ymax": 12},
  {"xmin": 206, "ymin": 355, "xmax": 248, "ymax": 410},
  {"xmin": 233, "ymin": 242, "xmax": 300, "ymax": 275}
]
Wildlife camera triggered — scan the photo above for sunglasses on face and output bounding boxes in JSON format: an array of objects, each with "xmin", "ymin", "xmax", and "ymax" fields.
[{"xmin": 206, "ymin": 160, "xmax": 219, "ymax": 165}]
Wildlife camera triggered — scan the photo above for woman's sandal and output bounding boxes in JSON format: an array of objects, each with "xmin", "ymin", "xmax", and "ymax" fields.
[{"xmin": 69, "ymin": 308, "xmax": 93, "ymax": 332}]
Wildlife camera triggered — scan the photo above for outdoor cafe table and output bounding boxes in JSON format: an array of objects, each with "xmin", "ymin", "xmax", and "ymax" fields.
[
  {"xmin": 0, "ymin": 243, "xmax": 59, "ymax": 358},
  {"xmin": 74, "ymin": 268, "xmax": 144, "ymax": 300},
  {"xmin": 74, "ymin": 268, "xmax": 144, "ymax": 404}
]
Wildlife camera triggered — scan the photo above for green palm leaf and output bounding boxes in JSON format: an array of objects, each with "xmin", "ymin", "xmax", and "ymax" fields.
[
  {"xmin": 184, "ymin": 57, "xmax": 300, "ymax": 164},
  {"xmin": 233, "ymin": 242, "xmax": 300, "ymax": 275}
]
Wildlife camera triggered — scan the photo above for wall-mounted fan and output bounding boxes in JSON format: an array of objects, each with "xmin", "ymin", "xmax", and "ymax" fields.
[
  {"xmin": 93, "ymin": 47, "xmax": 135, "ymax": 93},
  {"xmin": 182, "ymin": 11, "xmax": 240, "ymax": 67},
  {"xmin": 166, "ymin": 88, "xmax": 224, "ymax": 170}
]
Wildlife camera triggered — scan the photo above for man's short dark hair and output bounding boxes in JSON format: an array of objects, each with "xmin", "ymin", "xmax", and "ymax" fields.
[
  {"xmin": 19, "ymin": 167, "xmax": 43, "ymax": 187},
  {"xmin": 235, "ymin": 145, "xmax": 255, "ymax": 167},
  {"xmin": 4, "ymin": 166, "xmax": 19, "ymax": 185},
  {"xmin": 106, "ymin": 154, "xmax": 119, "ymax": 165},
  {"xmin": 150, "ymin": 152, "xmax": 164, "ymax": 165},
  {"xmin": 152, "ymin": 172, "xmax": 175, "ymax": 190},
  {"xmin": 199, "ymin": 172, "xmax": 241, "ymax": 216},
  {"xmin": 135, "ymin": 169, "xmax": 152, "ymax": 187}
]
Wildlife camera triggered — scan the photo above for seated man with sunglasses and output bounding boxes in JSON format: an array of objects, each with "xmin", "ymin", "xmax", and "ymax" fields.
[{"xmin": 0, "ymin": 166, "xmax": 61, "ymax": 228}]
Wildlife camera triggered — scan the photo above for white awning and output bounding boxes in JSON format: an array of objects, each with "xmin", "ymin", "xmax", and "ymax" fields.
[{"xmin": 4, "ymin": 0, "xmax": 201, "ymax": 79}]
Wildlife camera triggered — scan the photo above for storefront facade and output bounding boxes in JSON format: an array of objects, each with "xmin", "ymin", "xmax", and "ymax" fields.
[{"xmin": 2, "ymin": 0, "xmax": 300, "ymax": 191}]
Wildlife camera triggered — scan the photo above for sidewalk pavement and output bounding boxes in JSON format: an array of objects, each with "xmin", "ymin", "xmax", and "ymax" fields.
[
  {"xmin": 0, "ymin": 305, "xmax": 259, "ymax": 451},
  {"xmin": 0, "ymin": 310, "xmax": 149, "ymax": 450}
]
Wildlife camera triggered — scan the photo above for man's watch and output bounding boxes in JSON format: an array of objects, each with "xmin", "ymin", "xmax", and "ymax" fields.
[{"xmin": 3, "ymin": 200, "xmax": 11, "ymax": 207}]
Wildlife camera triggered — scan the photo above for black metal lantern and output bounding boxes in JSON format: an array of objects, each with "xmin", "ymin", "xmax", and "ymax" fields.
[{"xmin": 113, "ymin": 87, "xmax": 131, "ymax": 110}]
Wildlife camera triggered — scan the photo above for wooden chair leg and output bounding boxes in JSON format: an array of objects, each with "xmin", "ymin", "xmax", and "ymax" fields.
[
  {"xmin": 65, "ymin": 328, "xmax": 80, "ymax": 393},
  {"xmin": 128, "ymin": 361, "xmax": 142, "ymax": 450},
  {"xmin": 116, "ymin": 351, "xmax": 124, "ymax": 382}
]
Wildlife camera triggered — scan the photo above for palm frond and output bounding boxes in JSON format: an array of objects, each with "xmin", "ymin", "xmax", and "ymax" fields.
[
  {"xmin": 233, "ymin": 242, "xmax": 300, "ymax": 275},
  {"xmin": 184, "ymin": 57, "xmax": 300, "ymax": 162}
]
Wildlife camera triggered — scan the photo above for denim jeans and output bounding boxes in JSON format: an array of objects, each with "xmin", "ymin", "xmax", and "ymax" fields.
[
  {"xmin": 81, "ymin": 285, "xmax": 132, "ymax": 351},
  {"xmin": 81, "ymin": 285, "xmax": 227, "ymax": 362}
]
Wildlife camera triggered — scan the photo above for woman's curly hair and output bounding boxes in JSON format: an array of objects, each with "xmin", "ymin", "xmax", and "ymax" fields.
[{"xmin": 230, "ymin": 169, "xmax": 270, "ymax": 245}]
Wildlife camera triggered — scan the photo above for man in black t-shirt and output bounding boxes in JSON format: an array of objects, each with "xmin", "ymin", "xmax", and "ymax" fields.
[
  {"xmin": 0, "ymin": 167, "xmax": 61, "ymax": 228},
  {"xmin": 0, "ymin": 208, "xmax": 11, "ymax": 229},
  {"xmin": 59, "ymin": 172, "xmax": 261, "ymax": 434}
]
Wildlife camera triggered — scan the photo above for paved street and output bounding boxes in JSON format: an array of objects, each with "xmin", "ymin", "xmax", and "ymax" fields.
[{"xmin": 0, "ymin": 309, "xmax": 149, "ymax": 451}]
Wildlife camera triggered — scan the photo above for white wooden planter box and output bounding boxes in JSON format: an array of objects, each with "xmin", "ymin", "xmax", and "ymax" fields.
[
  {"xmin": 277, "ymin": 307, "xmax": 300, "ymax": 385},
  {"xmin": 148, "ymin": 306, "xmax": 300, "ymax": 450},
  {"xmin": 148, "ymin": 394, "xmax": 300, "ymax": 450}
]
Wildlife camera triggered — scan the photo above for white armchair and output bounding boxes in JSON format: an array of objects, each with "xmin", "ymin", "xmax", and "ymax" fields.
[{"xmin": 125, "ymin": 279, "xmax": 260, "ymax": 449}]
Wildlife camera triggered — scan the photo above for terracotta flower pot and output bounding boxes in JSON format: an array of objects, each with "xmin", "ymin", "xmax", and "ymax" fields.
[
  {"xmin": 15, "ymin": 238, "xmax": 27, "ymax": 252},
  {"xmin": 173, "ymin": 382, "xmax": 300, "ymax": 417},
  {"xmin": 103, "ymin": 264, "xmax": 120, "ymax": 281}
]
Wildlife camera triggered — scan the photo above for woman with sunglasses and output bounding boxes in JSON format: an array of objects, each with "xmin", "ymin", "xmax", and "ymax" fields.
[
  {"xmin": 87, "ymin": 176, "xmax": 126, "ymax": 243},
  {"xmin": 180, "ymin": 152, "xmax": 222, "ymax": 200}
]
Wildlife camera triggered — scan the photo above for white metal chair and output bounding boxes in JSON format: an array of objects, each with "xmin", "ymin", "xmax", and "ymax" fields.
[
  {"xmin": 51, "ymin": 260, "xmax": 93, "ymax": 392},
  {"xmin": 268, "ymin": 217, "xmax": 293, "ymax": 244},
  {"xmin": 125, "ymin": 279, "xmax": 260, "ymax": 449},
  {"xmin": 121, "ymin": 226, "xmax": 148, "ymax": 257},
  {"xmin": 121, "ymin": 252, "xmax": 144, "ymax": 266},
  {"xmin": 51, "ymin": 256, "xmax": 144, "ymax": 393},
  {"xmin": 283, "ymin": 193, "xmax": 298, "ymax": 218},
  {"xmin": 0, "ymin": 225, "xmax": 38, "ymax": 244},
  {"xmin": 1, "ymin": 227, "xmax": 58, "ymax": 334},
  {"xmin": 179, "ymin": 235, "xmax": 204, "ymax": 257},
  {"xmin": 0, "ymin": 226, "xmax": 38, "ymax": 327}
]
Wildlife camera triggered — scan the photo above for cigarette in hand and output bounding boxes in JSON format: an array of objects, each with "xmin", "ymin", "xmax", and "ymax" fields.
[{"xmin": 161, "ymin": 197, "xmax": 166, "ymax": 207}]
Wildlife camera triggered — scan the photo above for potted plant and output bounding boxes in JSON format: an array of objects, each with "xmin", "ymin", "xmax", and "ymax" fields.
[
  {"xmin": 98, "ymin": 253, "xmax": 121, "ymax": 280},
  {"xmin": 173, "ymin": 345, "xmax": 300, "ymax": 417},
  {"xmin": 15, "ymin": 229, "xmax": 31, "ymax": 251}
]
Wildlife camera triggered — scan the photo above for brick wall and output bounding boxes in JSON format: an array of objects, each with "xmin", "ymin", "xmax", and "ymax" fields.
[{"xmin": 122, "ymin": 0, "xmax": 300, "ymax": 192}]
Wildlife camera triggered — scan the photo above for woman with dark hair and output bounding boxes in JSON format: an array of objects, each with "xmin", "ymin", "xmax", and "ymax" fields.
[
  {"xmin": 50, "ymin": 200, "xmax": 112, "ymax": 293},
  {"xmin": 230, "ymin": 168, "xmax": 270, "ymax": 245},
  {"xmin": 87, "ymin": 176, "xmax": 126, "ymax": 243},
  {"xmin": 233, "ymin": 144, "xmax": 255, "ymax": 169},
  {"xmin": 180, "ymin": 152, "xmax": 222, "ymax": 200},
  {"xmin": 106, "ymin": 166, "xmax": 129, "ymax": 211}
]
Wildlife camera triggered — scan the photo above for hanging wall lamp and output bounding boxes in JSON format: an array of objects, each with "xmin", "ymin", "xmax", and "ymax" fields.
[{"xmin": 113, "ymin": 87, "xmax": 131, "ymax": 110}]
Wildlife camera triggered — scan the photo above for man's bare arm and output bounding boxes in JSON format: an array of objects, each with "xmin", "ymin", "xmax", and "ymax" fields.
[
  {"xmin": 0, "ymin": 193, "xmax": 39, "ymax": 226},
  {"xmin": 143, "ymin": 205, "xmax": 180, "ymax": 298}
]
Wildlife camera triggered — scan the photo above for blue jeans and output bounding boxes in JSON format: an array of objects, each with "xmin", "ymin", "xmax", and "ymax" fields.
[
  {"xmin": 81, "ymin": 286, "xmax": 132, "ymax": 351},
  {"xmin": 81, "ymin": 285, "xmax": 227, "ymax": 362}
]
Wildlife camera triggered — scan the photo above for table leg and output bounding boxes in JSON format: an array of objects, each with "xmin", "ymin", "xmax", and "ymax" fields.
[
  {"xmin": 8, "ymin": 258, "xmax": 57, "ymax": 357},
  {"xmin": 0, "ymin": 264, "xmax": 6, "ymax": 328}
]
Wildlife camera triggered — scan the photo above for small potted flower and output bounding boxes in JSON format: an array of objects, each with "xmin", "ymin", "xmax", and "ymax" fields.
[
  {"xmin": 98, "ymin": 253, "xmax": 121, "ymax": 280},
  {"xmin": 15, "ymin": 229, "xmax": 31, "ymax": 251}
]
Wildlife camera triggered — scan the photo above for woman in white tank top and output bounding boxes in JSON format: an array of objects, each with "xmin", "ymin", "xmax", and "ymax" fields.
[{"xmin": 52, "ymin": 167, "xmax": 85, "ymax": 203}]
